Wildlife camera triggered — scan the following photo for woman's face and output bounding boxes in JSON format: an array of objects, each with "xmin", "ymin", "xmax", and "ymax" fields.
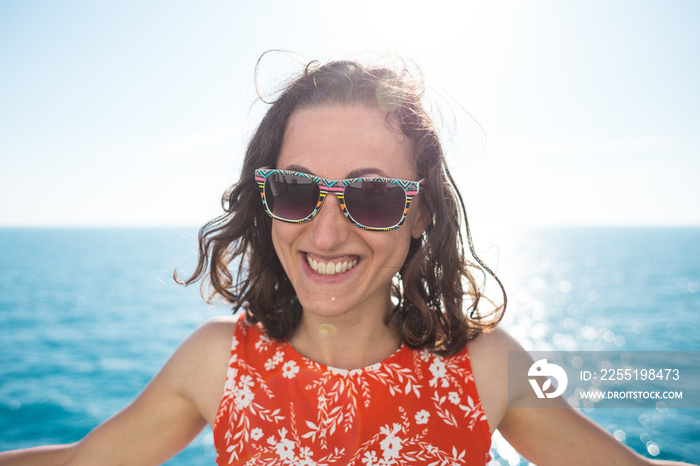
[{"xmin": 271, "ymin": 105, "xmax": 429, "ymax": 321}]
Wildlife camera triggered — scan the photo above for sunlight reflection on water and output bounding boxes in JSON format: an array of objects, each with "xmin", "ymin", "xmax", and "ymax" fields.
[{"xmin": 486, "ymin": 226, "xmax": 700, "ymax": 464}]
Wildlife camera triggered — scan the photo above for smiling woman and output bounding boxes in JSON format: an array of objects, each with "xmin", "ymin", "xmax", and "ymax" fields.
[
  {"xmin": 269, "ymin": 105, "xmax": 430, "ymax": 369},
  {"xmin": 175, "ymin": 59, "xmax": 504, "ymax": 463},
  {"xmin": 0, "ymin": 54, "xmax": 696, "ymax": 466},
  {"xmin": 180, "ymin": 56, "xmax": 505, "ymax": 360}
]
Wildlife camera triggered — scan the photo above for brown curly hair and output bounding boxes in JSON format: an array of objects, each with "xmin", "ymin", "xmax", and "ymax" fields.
[{"xmin": 178, "ymin": 55, "xmax": 506, "ymax": 356}]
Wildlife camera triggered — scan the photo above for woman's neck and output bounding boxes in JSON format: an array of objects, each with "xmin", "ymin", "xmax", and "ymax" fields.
[{"xmin": 289, "ymin": 309, "xmax": 401, "ymax": 370}]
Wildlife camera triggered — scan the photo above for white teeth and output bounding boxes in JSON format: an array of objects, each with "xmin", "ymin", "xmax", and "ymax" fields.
[{"xmin": 307, "ymin": 256, "xmax": 359, "ymax": 276}]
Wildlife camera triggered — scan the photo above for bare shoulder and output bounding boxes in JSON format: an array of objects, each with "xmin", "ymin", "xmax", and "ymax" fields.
[
  {"xmin": 167, "ymin": 315, "xmax": 238, "ymax": 426},
  {"xmin": 468, "ymin": 326, "xmax": 523, "ymax": 357},
  {"xmin": 184, "ymin": 315, "xmax": 238, "ymax": 353},
  {"xmin": 467, "ymin": 327, "xmax": 529, "ymax": 433},
  {"xmin": 468, "ymin": 326, "xmax": 527, "ymax": 383},
  {"xmin": 170, "ymin": 315, "xmax": 237, "ymax": 370}
]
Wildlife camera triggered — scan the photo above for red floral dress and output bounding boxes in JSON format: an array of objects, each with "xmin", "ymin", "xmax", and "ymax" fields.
[{"xmin": 213, "ymin": 317, "xmax": 492, "ymax": 465}]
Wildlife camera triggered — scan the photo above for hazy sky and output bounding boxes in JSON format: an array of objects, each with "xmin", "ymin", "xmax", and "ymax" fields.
[{"xmin": 1, "ymin": 0, "xmax": 699, "ymax": 234}]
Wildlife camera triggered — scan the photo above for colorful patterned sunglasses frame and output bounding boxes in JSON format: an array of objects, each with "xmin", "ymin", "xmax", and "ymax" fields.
[{"xmin": 255, "ymin": 168, "xmax": 424, "ymax": 231}]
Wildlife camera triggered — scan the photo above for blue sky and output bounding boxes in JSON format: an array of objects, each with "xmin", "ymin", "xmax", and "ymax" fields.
[{"xmin": 1, "ymin": 0, "xmax": 699, "ymax": 233}]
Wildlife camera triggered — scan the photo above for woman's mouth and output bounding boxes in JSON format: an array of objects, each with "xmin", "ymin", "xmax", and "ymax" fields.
[{"xmin": 306, "ymin": 254, "xmax": 359, "ymax": 276}]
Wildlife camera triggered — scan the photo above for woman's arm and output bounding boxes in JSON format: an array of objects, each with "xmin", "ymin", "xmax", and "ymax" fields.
[
  {"xmin": 0, "ymin": 317, "xmax": 235, "ymax": 466},
  {"xmin": 0, "ymin": 445, "xmax": 76, "ymax": 466},
  {"xmin": 470, "ymin": 328, "xmax": 696, "ymax": 466},
  {"xmin": 500, "ymin": 399, "xmax": 694, "ymax": 466}
]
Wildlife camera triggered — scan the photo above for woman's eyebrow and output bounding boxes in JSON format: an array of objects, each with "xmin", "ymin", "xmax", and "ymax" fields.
[{"xmin": 345, "ymin": 168, "xmax": 391, "ymax": 178}]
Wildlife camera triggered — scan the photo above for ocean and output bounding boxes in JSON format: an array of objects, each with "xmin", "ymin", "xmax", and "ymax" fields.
[{"xmin": 0, "ymin": 227, "xmax": 698, "ymax": 464}]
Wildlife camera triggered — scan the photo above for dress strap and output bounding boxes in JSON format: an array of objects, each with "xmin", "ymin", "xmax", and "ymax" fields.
[
  {"xmin": 223, "ymin": 330, "xmax": 238, "ymax": 393},
  {"xmin": 213, "ymin": 316, "xmax": 248, "ymax": 433}
]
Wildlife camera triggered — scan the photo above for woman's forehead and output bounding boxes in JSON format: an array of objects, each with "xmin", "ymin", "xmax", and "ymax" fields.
[{"xmin": 277, "ymin": 105, "xmax": 416, "ymax": 180}]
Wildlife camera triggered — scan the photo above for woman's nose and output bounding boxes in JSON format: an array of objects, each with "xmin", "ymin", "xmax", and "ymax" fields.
[{"xmin": 310, "ymin": 194, "xmax": 351, "ymax": 251}]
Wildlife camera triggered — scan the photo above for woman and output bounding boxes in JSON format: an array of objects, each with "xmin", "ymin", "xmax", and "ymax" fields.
[{"xmin": 0, "ymin": 56, "xmax": 692, "ymax": 465}]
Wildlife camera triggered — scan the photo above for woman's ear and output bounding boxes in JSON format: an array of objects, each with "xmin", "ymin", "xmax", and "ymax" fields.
[{"xmin": 410, "ymin": 200, "xmax": 431, "ymax": 239}]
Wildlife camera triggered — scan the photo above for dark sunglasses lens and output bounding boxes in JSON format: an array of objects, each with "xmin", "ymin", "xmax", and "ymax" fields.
[
  {"xmin": 344, "ymin": 181, "xmax": 406, "ymax": 228},
  {"xmin": 265, "ymin": 174, "xmax": 319, "ymax": 221}
]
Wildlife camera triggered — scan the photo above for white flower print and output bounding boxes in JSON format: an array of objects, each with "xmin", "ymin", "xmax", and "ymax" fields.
[
  {"xmin": 265, "ymin": 350, "xmax": 284, "ymax": 371},
  {"xmin": 275, "ymin": 437, "xmax": 295, "ymax": 460},
  {"xmin": 251, "ymin": 427, "xmax": 264, "ymax": 441},
  {"xmin": 417, "ymin": 349, "xmax": 431, "ymax": 362},
  {"xmin": 233, "ymin": 374, "xmax": 255, "ymax": 410},
  {"xmin": 380, "ymin": 436, "xmax": 403, "ymax": 461},
  {"xmin": 233, "ymin": 385, "xmax": 254, "ymax": 410},
  {"xmin": 238, "ymin": 374, "xmax": 254, "ymax": 391},
  {"xmin": 282, "ymin": 360, "xmax": 300, "ymax": 379},
  {"xmin": 414, "ymin": 409, "xmax": 430, "ymax": 425},
  {"xmin": 255, "ymin": 333, "xmax": 272, "ymax": 351},
  {"xmin": 448, "ymin": 391, "xmax": 461, "ymax": 405},
  {"xmin": 362, "ymin": 451, "xmax": 378, "ymax": 465},
  {"xmin": 428, "ymin": 358, "xmax": 446, "ymax": 387},
  {"xmin": 297, "ymin": 446, "xmax": 317, "ymax": 466},
  {"xmin": 379, "ymin": 424, "xmax": 403, "ymax": 461}
]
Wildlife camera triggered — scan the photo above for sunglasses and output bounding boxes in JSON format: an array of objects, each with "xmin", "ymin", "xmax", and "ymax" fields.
[{"xmin": 255, "ymin": 168, "xmax": 424, "ymax": 231}]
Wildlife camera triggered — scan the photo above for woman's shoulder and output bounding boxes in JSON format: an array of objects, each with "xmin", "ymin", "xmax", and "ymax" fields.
[
  {"xmin": 181, "ymin": 313, "xmax": 271, "ymax": 371},
  {"xmin": 185, "ymin": 314, "xmax": 239, "ymax": 351},
  {"xmin": 468, "ymin": 326, "xmax": 524, "ymax": 361},
  {"xmin": 467, "ymin": 326, "xmax": 527, "ymax": 433},
  {"xmin": 161, "ymin": 315, "xmax": 239, "ymax": 425}
]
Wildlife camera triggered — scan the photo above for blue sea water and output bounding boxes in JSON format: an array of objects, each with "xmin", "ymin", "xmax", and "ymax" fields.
[
  {"xmin": 490, "ymin": 227, "xmax": 700, "ymax": 463},
  {"xmin": 0, "ymin": 227, "xmax": 698, "ymax": 464}
]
